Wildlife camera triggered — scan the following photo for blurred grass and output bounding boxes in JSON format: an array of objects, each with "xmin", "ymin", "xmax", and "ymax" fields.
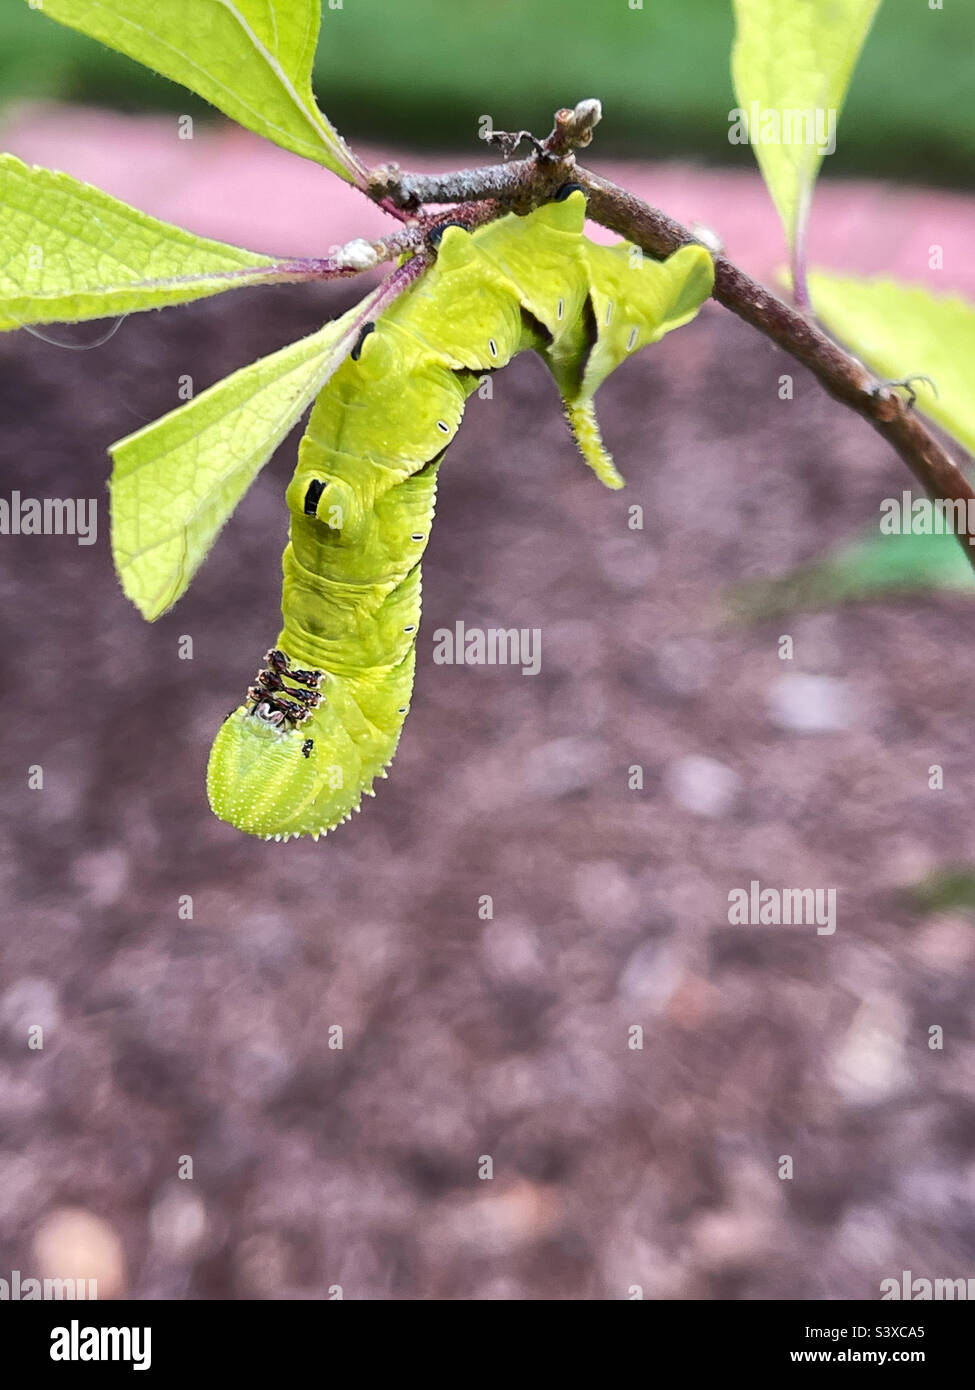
[
  {"xmin": 906, "ymin": 867, "xmax": 975, "ymax": 914},
  {"xmin": 0, "ymin": 0, "xmax": 972, "ymax": 186},
  {"xmin": 729, "ymin": 530, "xmax": 975, "ymax": 620}
]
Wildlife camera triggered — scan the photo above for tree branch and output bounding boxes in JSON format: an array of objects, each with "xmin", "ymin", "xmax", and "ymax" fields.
[
  {"xmin": 367, "ymin": 156, "xmax": 544, "ymax": 212},
  {"xmin": 364, "ymin": 106, "xmax": 975, "ymax": 572}
]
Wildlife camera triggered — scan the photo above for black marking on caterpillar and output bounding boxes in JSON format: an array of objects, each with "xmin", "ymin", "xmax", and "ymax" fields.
[
  {"xmin": 428, "ymin": 220, "xmax": 471, "ymax": 248},
  {"xmin": 301, "ymin": 739, "xmax": 314, "ymax": 758},
  {"xmin": 303, "ymin": 479, "xmax": 327, "ymax": 516},
  {"xmin": 247, "ymin": 649, "xmax": 324, "ymax": 729},
  {"xmin": 264, "ymin": 649, "xmax": 322, "ymax": 688},
  {"xmin": 555, "ymin": 182, "xmax": 587, "ymax": 202},
  {"xmin": 350, "ymin": 321, "xmax": 376, "ymax": 361}
]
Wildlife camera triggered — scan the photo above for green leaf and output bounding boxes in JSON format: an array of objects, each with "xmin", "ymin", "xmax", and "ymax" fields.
[
  {"xmin": 809, "ymin": 271, "xmax": 975, "ymax": 459},
  {"xmin": 31, "ymin": 0, "xmax": 364, "ymax": 182},
  {"xmin": 110, "ymin": 291, "xmax": 382, "ymax": 621},
  {"xmin": 738, "ymin": 272, "xmax": 975, "ymax": 617},
  {"xmin": 905, "ymin": 867, "xmax": 975, "ymax": 915},
  {"xmin": 731, "ymin": 0, "xmax": 881, "ymax": 277},
  {"xmin": 0, "ymin": 154, "xmax": 292, "ymax": 329},
  {"xmin": 730, "ymin": 529, "xmax": 975, "ymax": 620}
]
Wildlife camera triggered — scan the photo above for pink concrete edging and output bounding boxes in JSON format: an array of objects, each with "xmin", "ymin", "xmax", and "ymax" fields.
[{"xmin": 4, "ymin": 102, "xmax": 974, "ymax": 300}]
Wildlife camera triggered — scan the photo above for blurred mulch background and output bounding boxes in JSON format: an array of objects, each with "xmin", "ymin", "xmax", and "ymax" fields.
[{"xmin": 0, "ymin": 115, "xmax": 974, "ymax": 1300}]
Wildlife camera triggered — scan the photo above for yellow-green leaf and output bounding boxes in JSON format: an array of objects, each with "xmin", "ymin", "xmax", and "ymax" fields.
[
  {"xmin": 810, "ymin": 271, "xmax": 975, "ymax": 459},
  {"xmin": 110, "ymin": 292, "xmax": 381, "ymax": 621},
  {"xmin": 731, "ymin": 0, "xmax": 881, "ymax": 279},
  {"xmin": 0, "ymin": 154, "xmax": 288, "ymax": 329},
  {"xmin": 31, "ymin": 0, "xmax": 364, "ymax": 182}
]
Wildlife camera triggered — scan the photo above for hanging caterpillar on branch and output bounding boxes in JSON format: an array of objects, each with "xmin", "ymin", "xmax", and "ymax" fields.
[{"xmin": 110, "ymin": 187, "xmax": 713, "ymax": 840}]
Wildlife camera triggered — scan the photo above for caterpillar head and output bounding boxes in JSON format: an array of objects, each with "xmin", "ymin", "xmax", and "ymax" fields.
[
  {"xmin": 208, "ymin": 704, "xmax": 327, "ymax": 839},
  {"xmin": 206, "ymin": 647, "xmax": 410, "ymax": 840},
  {"xmin": 207, "ymin": 649, "xmax": 337, "ymax": 840}
]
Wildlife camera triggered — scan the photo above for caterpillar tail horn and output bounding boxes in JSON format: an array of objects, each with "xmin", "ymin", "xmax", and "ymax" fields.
[{"xmin": 564, "ymin": 399, "xmax": 626, "ymax": 490}]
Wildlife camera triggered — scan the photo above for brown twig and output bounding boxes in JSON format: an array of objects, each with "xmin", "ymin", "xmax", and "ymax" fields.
[{"xmin": 363, "ymin": 102, "xmax": 975, "ymax": 571}]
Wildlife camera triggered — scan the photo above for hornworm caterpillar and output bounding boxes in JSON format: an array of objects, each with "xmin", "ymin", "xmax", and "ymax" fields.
[{"xmin": 198, "ymin": 188, "xmax": 713, "ymax": 839}]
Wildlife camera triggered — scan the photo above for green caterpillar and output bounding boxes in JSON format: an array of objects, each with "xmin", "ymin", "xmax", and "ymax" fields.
[{"xmin": 200, "ymin": 188, "xmax": 712, "ymax": 839}]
